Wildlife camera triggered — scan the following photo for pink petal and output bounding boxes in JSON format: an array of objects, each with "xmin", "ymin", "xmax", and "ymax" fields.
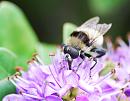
[
  {"xmin": 45, "ymin": 95, "xmax": 62, "ymax": 101},
  {"xmin": 76, "ymin": 96, "xmax": 89, "ymax": 101},
  {"xmin": 3, "ymin": 94, "xmax": 26, "ymax": 101}
]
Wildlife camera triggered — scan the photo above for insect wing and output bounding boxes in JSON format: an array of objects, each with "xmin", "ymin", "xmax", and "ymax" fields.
[
  {"xmin": 76, "ymin": 17, "xmax": 112, "ymax": 46},
  {"xmin": 96, "ymin": 23, "xmax": 112, "ymax": 35},
  {"xmin": 79, "ymin": 16, "xmax": 100, "ymax": 28},
  {"xmin": 89, "ymin": 23, "xmax": 112, "ymax": 46},
  {"xmin": 79, "ymin": 16, "xmax": 112, "ymax": 36}
]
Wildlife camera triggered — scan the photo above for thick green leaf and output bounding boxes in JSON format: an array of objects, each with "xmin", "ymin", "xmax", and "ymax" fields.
[
  {"xmin": 63, "ymin": 23, "xmax": 77, "ymax": 44},
  {"xmin": 99, "ymin": 61, "xmax": 115, "ymax": 76},
  {"xmin": 37, "ymin": 43, "xmax": 57, "ymax": 64},
  {"xmin": 0, "ymin": 1, "xmax": 38, "ymax": 68},
  {"xmin": 0, "ymin": 47, "xmax": 17, "ymax": 79},
  {"xmin": 0, "ymin": 65, "xmax": 9, "ymax": 80},
  {"xmin": 0, "ymin": 78, "xmax": 16, "ymax": 100}
]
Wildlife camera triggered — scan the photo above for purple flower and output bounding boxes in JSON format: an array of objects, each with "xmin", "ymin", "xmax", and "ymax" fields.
[
  {"xmin": 104, "ymin": 35, "xmax": 130, "ymax": 100},
  {"xmin": 105, "ymin": 36, "xmax": 130, "ymax": 81},
  {"xmin": 3, "ymin": 43, "xmax": 130, "ymax": 101},
  {"xmin": 3, "ymin": 94, "xmax": 63, "ymax": 101}
]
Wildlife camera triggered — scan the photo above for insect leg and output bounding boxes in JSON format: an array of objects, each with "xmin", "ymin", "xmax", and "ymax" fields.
[
  {"xmin": 90, "ymin": 47, "xmax": 106, "ymax": 58},
  {"xmin": 84, "ymin": 52, "xmax": 92, "ymax": 58},
  {"xmin": 76, "ymin": 51, "xmax": 91, "ymax": 71},
  {"xmin": 75, "ymin": 51, "xmax": 85, "ymax": 71},
  {"xmin": 89, "ymin": 48, "xmax": 106, "ymax": 77},
  {"xmin": 90, "ymin": 58, "xmax": 97, "ymax": 70},
  {"xmin": 65, "ymin": 54, "xmax": 73, "ymax": 70},
  {"xmin": 80, "ymin": 52, "xmax": 96, "ymax": 77},
  {"xmin": 89, "ymin": 58, "xmax": 97, "ymax": 77}
]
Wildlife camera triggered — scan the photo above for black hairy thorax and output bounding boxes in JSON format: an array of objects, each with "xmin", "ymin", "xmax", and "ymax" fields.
[{"xmin": 71, "ymin": 31, "xmax": 90, "ymax": 47}]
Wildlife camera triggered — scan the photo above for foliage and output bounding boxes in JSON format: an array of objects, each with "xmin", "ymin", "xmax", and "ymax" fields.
[{"xmin": 0, "ymin": 1, "xmax": 57, "ymax": 99}]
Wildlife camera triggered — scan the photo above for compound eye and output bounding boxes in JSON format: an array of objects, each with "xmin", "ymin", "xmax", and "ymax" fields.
[{"xmin": 66, "ymin": 47, "xmax": 70, "ymax": 51}]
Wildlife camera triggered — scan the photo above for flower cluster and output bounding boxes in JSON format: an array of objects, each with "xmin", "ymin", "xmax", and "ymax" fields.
[{"xmin": 3, "ymin": 36, "xmax": 130, "ymax": 101}]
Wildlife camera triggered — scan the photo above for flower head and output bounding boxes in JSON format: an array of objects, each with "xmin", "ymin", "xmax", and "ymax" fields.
[{"xmin": 3, "ymin": 37, "xmax": 130, "ymax": 101}]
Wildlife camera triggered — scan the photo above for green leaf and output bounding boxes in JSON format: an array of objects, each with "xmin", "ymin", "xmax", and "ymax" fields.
[
  {"xmin": 0, "ymin": 78, "xmax": 16, "ymax": 100},
  {"xmin": 0, "ymin": 47, "xmax": 17, "ymax": 79},
  {"xmin": 37, "ymin": 43, "xmax": 57, "ymax": 64},
  {"xmin": 99, "ymin": 61, "xmax": 115, "ymax": 76},
  {"xmin": 63, "ymin": 23, "xmax": 77, "ymax": 44},
  {"xmin": 0, "ymin": 66, "xmax": 9, "ymax": 80},
  {"xmin": 0, "ymin": 1, "xmax": 38, "ymax": 69}
]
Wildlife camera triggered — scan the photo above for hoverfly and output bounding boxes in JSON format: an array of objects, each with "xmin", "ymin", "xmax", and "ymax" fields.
[{"xmin": 62, "ymin": 17, "xmax": 112, "ymax": 74}]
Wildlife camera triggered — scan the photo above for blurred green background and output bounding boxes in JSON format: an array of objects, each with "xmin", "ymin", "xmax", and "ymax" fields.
[{"xmin": 7, "ymin": 0, "xmax": 130, "ymax": 43}]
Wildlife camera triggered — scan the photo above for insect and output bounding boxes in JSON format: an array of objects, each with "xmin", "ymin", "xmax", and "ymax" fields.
[{"xmin": 62, "ymin": 17, "xmax": 112, "ymax": 73}]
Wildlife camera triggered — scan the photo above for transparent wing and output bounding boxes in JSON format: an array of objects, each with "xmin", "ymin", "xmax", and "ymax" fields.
[
  {"xmin": 79, "ymin": 16, "xmax": 100, "ymax": 28},
  {"xmin": 90, "ymin": 23, "xmax": 112, "ymax": 45},
  {"xmin": 76, "ymin": 16, "xmax": 112, "ymax": 46},
  {"xmin": 79, "ymin": 16, "xmax": 112, "ymax": 36},
  {"xmin": 95, "ymin": 23, "xmax": 112, "ymax": 35}
]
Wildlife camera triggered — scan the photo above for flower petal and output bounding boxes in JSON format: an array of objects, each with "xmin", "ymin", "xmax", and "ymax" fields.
[
  {"xmin": 124, "ymin": 88, "xmax": 130, "ymax": 97},
  {"xmin": 45, "ymin": 95, "xmax": 63, "ymax": 101},
  {"xmin": 2, "ymin": 94, "xmax": 26, "ymax": 101},
  {"xmin": 76, "ymin": 96, "xmax": 89, "ymax": 101}
]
